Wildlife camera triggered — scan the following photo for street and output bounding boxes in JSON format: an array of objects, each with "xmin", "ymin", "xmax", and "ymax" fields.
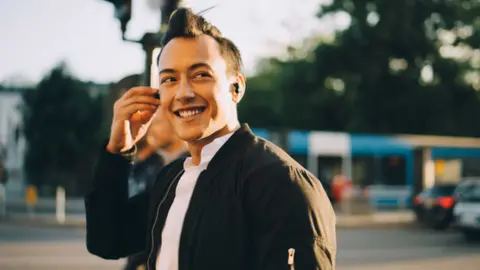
[
  {"xmin": 0, "ymin": 224, "xmax": 124, "ymax": 270},
  {"xmin": 0, "ymin": 223, "xmax": 480, "ymax": 269},
  {"xmin": 337, "ymin": 226, "xmax": 480, "ymax": 269}
]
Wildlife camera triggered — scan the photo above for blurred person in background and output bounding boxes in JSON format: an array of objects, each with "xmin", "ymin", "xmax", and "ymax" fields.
[
  {"xmin": 125, "ymin": 104, "xmax": 188, "ymax": 270},
  {"xmin": 85, "ymin": 8, "xmax": 336, "ymax": 270}
]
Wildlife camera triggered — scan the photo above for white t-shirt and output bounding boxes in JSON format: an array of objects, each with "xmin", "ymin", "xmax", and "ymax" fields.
[{"xmin": 155, "ymin": 132, "xmax": 234, "ymax": 270}]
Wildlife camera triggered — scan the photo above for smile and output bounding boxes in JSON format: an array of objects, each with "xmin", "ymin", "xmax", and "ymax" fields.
[{"xmin": 173, "ymin": 106, "xmax": 206, "ymax": 119}]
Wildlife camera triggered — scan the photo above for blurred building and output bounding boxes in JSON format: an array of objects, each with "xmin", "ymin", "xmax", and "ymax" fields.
[
  {"xmin": 252, "ymin": 128, "xmax": 480, "ymax": 210},
  {"xmin": 0, "ymin": 87, "xmax": 27, "ymax": 197}
]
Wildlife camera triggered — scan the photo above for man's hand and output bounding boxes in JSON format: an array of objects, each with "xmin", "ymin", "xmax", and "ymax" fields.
[{"xmin": 106, "ymin": 87, "xmax": 160, "ymax": 153}]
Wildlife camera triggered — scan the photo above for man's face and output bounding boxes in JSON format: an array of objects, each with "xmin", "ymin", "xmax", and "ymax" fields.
[
  {"xmin": 157, "ymin": 35, "xmax": 242, "ymax": 142},
  {"xmin": 146, "ymin": 107, "xmax": 176, "ymax": 149}
]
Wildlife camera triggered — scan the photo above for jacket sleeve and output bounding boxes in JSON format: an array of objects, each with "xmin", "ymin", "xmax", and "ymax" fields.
[
  {"xmin": 84, "ymin": 148, "xmax": 150, "ymax": 260},
  {"xmin": 244, "ymin": 163, "xmax": 337, "ymax": 270}
]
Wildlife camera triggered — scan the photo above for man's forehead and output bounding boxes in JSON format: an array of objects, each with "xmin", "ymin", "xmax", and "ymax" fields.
[{"xmin": 158, "ymin": 36, "xmax": 225, "ymax": 69}]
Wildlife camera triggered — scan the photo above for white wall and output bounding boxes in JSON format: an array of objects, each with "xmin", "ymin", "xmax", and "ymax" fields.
[{"xmin": 0, "ymin": 92, "xmax": 26, "ymax": 196}]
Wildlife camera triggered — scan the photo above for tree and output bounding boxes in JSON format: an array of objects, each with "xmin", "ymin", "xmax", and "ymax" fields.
[
  {"xmin": 21, "ymin": 63, "xmax": 104, "ymax": 196},
  {"xmin": 243, "ymin": 0, "xmax": 480, "ymax": 136},
  {"xmin": 315, "ymin": 0, "xmax": 480, "ymax": 136}
]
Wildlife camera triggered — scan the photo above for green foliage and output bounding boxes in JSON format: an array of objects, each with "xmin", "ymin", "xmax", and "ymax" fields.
[
  {"xmin": 21, "ymin": 63, "xmax": 104, "ymax": 195},
  {"xmin": 241, "ymin": 0, "xmax": 480, "ymax": 136}
]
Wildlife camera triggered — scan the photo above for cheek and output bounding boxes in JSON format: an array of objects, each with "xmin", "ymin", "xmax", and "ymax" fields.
[
  {"xmin": 160, "ymin": 106, "xmax": 175, "ymax": 127},
  {"xmin": 160, "ymin": 97, "xmax": 171, "ymax": 114},
  {"xmin": 205, "ymin": 87, "xmax": 230, "ymax": 118},
  {"xmin": 212, "ymin": 93, "xmax": 231, "ymax": 116},
  {"xmin": 159, "ymin": 88, "xmax": 174, "ymax": 106},
  {"xmin": 160, "ymin": 96, "xmax": 169, "ymax": 108},
  {"xmin": 206, "ymin": 95, "xmax": 221, "ymax": 119}
]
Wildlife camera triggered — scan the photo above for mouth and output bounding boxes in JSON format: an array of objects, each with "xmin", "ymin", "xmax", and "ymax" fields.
[{"xmin": 173, "ymin": 106, "xmax": 207, "ymax": 119}]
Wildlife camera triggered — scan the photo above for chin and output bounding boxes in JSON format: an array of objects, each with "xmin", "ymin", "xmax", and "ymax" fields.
[{"xmin": 175, "ymin": 125, "xmax": 206, "ymax": 142}]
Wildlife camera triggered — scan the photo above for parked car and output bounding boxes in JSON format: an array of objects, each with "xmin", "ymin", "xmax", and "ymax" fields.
[
  {"xmin": 453, "ymin": 177, "xmax": 480, "ymax": 199},
  {"xmin": 453, "ymin": 178, "xmax": 480, "ymax": 241},
  {"xmin": 412, "ymin": 184, "xmax": 457, "ymax": 230}
]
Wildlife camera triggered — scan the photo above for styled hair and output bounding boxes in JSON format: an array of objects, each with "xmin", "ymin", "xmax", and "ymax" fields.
[{"xmin": 157, "ymin": 7, "xmax": 243, "ymax": 75}]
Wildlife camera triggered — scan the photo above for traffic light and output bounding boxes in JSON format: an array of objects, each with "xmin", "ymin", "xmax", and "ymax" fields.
[{"xmin": 103, "ymin": 0, "xmax": 132, "ymax": 38}]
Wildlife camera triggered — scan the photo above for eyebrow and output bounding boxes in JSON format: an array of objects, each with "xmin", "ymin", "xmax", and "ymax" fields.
[{"xmin": 158, "ymin": 62, "xmax": 213, "ymax": 76}]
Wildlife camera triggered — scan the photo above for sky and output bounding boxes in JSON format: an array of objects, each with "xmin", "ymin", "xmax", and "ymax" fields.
[{"xmin": 0, "ymin": 0, "xmax": 337, "ymax": 85}]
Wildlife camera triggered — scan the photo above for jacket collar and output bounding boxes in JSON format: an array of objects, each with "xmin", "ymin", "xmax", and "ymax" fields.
[
  {"xmin": 169, "ymin": 124, "xmax": 255, "ymax": 177},
  {"xmin": 203, "ymin": 123, "xmax": 254, "ymax": 174}
]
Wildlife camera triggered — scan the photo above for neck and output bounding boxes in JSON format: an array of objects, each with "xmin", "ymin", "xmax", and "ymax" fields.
[
  {"xmin": 160, "ymin": 139, "xmax": 188, "ymax": 164},
  {"xmin": 188, "ymin": 121, "xmax": 240, "ymax": 166}
]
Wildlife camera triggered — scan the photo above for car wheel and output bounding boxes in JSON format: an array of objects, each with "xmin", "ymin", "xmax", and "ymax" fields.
[{"xmin": 432, "ymin": 219, "xmax": 450, "ymax": 230}]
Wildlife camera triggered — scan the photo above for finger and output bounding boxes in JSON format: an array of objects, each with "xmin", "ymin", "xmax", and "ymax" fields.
[
  {"xmin": 121, "ymin": 95, "xmax": 161, "ymax": 107},
  {"xmin": 130, "ymin": 110, "xmax": 155, "ymax": 123},
  {"xmin": 123, "ymin": 86, "xmax": 159, "ymax": 99},
  {"xmin": 119, "ymin": 103, "xmax": 158, "ymax": 118}
]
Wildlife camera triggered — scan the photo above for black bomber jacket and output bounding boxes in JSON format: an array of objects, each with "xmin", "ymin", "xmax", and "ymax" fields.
[{"xmin": 85, "ymin": 124, "xmax": 337, "ymax": 270}]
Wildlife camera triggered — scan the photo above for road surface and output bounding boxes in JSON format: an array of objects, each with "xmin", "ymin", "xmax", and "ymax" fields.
[
  {"xmin": 1, "ymin": 223, "xmax": 480, "ymax": 269},
  {"xmin": 338, "ymin": 226, "xmax": 480, "ymax": 269},
  {"xmin": 0, "ymin": 223, "xmax": 124, "ymax": 270}
]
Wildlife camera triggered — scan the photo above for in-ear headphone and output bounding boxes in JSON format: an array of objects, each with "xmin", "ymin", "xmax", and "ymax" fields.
[{"xmin": 233, "ymin": 83, "xmax": 240, "ymax": 94}]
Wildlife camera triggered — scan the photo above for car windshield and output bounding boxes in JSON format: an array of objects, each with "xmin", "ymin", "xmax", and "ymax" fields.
[
  {"xmin": 425, "ymin": 185, "xmax": 456, "ymax": 197},
  {"xmin": 457, "ymin": 183, "xmax": 480, "ymax": 202},
  {"xmin": 455, "ymin": 179, "xmax": 480, "ymax": 196}
]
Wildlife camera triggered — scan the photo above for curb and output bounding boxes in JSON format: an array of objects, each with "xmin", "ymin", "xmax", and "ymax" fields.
[
  {"xmin": 0, "ymin": 215, "xmax": 85, "ymax": 229},
  {"xmin": 336, "ymin": 220, "xmax": 415, "ymax": 229},
  {"xmin": 335, "ymin": 212, "xmax": 415, "ymax": 228}
]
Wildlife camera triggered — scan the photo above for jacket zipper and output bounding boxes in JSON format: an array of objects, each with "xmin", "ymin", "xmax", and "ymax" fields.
[
  {"xmin": 147, "ymin": 170, "xmax": 184, "ymax": 270},
  {"xmin": 288, "ymin": 248, "xmax": 296, "ymax": 270}
]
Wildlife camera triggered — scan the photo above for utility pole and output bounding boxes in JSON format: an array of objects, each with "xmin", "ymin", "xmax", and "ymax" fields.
[{"xmin": 102, "ymin": 0, "xmax": 182, "ymax": 85}]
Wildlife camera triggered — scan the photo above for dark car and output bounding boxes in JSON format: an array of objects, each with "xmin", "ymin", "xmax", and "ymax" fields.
[{"xmin": 412, "ymin": 184, "xmax": 457, "ymax": 230}]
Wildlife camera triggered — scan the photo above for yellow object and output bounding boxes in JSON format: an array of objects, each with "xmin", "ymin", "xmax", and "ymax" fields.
[
  {"xmin": 435, "ymin": 160, "xmax": 445, "ymax": 176},
  {"xmin": 26, "ymin": 185, "xmax": 38, "ymax": 206}
]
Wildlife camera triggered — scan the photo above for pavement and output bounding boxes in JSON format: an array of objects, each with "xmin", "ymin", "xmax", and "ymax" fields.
[
  {"xmin": 2, "ymin": 221, "xmax": 480, "ymax": 269},
  {"xmin": 0, "ymin": 213, "xmax": 86, "ymax": 228},
  {"xmin": 1, "ymin": 197, "xmax": 416, "ymax": 228},
  {"xmin": 336, "ymin": 211, "xmax": 415, "ymax": 228},
  {"xmin": 4, "ymin": 197, "xmax": 85, "ymax": 214},
  {"xmin": 0, "ymin": 224, "xmax": 125, "ymax": 270},
  {"xmin": 336, "ymin": 226, "xmax": 480, "ymax": 270},
  {"xmin": 1, "ymin": 209, "xmax": 415, "ymax": 229}
]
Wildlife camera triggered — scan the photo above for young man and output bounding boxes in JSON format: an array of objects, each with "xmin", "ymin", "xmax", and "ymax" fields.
[{"xmin": 85, "ymin": 8, "xmax": 336, "ymax": 270}]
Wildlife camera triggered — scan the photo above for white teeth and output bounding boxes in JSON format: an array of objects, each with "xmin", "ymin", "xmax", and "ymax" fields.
[{"xmin": 178, "ymin": 109, "xmax": 202, "ymax": 118}]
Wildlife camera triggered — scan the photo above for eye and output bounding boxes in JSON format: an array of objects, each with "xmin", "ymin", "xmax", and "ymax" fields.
[
  {"xmin": 160, "ymin": 77, "xmax": 176, "ymax": 84},
  {"xmin": 193, "ymin": 72, "xmax": 211, "ymax": 80}
]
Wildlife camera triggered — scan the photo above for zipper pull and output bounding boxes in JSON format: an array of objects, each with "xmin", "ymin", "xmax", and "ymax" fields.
[{"xmin": 288, "ymin": 248, "xmax": 295, "ymax": 270}]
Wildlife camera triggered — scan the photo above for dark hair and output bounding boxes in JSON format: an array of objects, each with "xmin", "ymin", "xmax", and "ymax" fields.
[{"xmin": 157, "ymin": 7, "xmax": 243, "ymax": 75}]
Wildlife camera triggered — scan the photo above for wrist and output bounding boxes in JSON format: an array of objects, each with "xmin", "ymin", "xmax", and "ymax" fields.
[{"xmin": 106, "ymin": 142, "xmax": 137, "ymax": 162}]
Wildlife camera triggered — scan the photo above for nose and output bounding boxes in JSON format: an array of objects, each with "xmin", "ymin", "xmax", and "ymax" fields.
[{"xmin": 175, "ymin": 78, "xmax": 195, "ymax": 101}]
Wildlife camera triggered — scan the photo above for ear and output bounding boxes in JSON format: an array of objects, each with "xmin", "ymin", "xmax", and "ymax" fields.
[{"xmin": 230, "ymin": 73, "xmax": 246, "ymax": 104}]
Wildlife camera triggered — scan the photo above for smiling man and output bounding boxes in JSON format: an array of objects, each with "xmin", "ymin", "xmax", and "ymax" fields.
[{"xmin": 85, "ymin": 8, "xmax": 336, "ymax": 270}]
